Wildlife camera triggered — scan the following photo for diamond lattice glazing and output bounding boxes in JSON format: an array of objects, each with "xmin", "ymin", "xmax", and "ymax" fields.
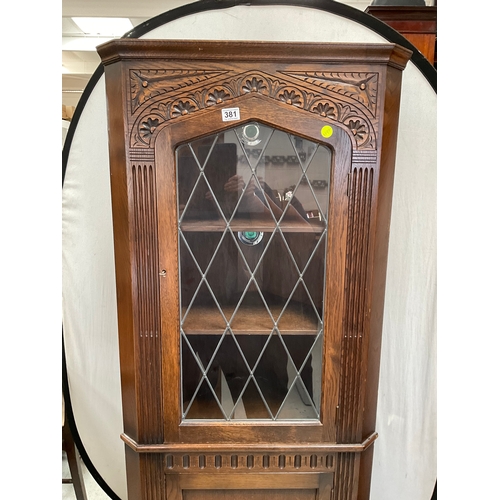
[{"xmin": 177, "ymin": 122, "xmax": 332, "ymax": 421}]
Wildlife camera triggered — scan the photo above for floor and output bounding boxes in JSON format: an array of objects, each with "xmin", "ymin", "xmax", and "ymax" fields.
[{"xmin": 62, "ymin": 450, "xmax": 111, "ymax": 500}]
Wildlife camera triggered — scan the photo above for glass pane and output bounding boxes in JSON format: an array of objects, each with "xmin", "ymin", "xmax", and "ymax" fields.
[{"xmin": 177, "ymin": 121, "xmax": 332, "ymax": 421}]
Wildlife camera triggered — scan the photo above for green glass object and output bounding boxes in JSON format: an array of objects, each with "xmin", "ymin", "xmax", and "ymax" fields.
[{"xmin": 238, "ymin": 231, "xmax": 264, "ymax": 246}]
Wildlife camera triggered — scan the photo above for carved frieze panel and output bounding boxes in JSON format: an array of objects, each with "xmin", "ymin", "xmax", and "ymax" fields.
[
  {"xmin": 164, "ymin": 452, "xmax": 337, "ymax": 473},
  {"xmin": 280, "ymin": 71, "xmax": 378, "ymax": 117},
  {"xmin": 127, "ymin": 69, "xmax": 379, "ymax": 151},
  {"xmin": 130, "ymin": 69, "xmax": 229, "ymax": 113}
]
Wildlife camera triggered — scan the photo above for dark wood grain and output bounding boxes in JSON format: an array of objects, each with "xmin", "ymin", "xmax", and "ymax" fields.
[
  {"xmin": 97, "ymin": 39, "xmax": 410, "ymax": 500},
  {"xmin": 97, "ymin": 39, "xmax": 411, "ymax": 69},
  {"xmin": 365, "ymin": 6, "xmax": 437, "ymax": 66},
  {"xmin": 176, "ymin": 472, "xmax": 332, "ymax": 500}
]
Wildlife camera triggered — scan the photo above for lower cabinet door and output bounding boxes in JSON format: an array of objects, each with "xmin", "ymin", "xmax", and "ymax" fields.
[{"xmin": 166, "ymin": 472, "xmax": 333, "ymax": 500}]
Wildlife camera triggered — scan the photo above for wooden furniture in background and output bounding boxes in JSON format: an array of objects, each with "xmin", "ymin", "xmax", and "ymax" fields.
[
  {"xmin": 97, "ymin": 39, "xmax": 411, "ymax": 500},
  {"xmin": 62, "ymin": 395, "xmax": 88, "ymax": 500},
  {"xmin": 365, "ymin": 6, "xmax": 437, "ymax": 67}
]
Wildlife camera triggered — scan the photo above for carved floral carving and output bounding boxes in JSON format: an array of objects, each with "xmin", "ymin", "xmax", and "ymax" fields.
[
  {"xmin": 130, "ymin": 69, "xmax": 228, "ymax": 112},
  {"xmin": 129, "ymin": 70, "xmax": 377, "ymax": 150},
  {"xmin": 280, "ymin": 72, "xmax": 378, "ymax": 117}
]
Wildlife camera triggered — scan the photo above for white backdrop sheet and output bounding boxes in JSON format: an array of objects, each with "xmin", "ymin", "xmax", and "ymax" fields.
[{"xmin": 62, "ymin": 4, "xmax": 436, "ymax": 500}]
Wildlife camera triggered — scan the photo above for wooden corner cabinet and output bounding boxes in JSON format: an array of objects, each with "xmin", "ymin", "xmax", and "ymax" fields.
[{"xmin": 96, "ymin": 40, "xmax": 411, "ymax": 500}]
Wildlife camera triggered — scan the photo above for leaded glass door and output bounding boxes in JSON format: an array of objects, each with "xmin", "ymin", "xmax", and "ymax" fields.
[
  {"xmin": 156, "ymin": 97, "xmax": 352, "ymax": 443},
  {"xmin": 177, "ymin": 121, "xmax": 331, "ymax": 422}
]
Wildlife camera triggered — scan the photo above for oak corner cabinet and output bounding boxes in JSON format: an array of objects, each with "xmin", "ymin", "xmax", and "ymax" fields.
[{"xmin": 96, "ymin": 39, "xmax": 411, "ymax": 500}]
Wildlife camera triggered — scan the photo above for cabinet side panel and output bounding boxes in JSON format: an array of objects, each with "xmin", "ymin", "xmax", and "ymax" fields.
[
  {"xmin": 103, "ymin": 62, "xmax": 139, "ymax": 440},
  {"xmin": 358, "ymin": 66, "xmax": 405, "ymax": 500},
  {"xmin": 333, "ymin": 453, "xmax": 359, "ymax": 500},
  {"xmin": 126, "ymin": 450, "xmax": 166, "ymax": 500},
  {"xmin": 356, "ymin": 444, "xmax": 374, "ymax": 500},
  {"xmin": 336, "ymin": 167, "xmax": 374, "ymax": 444},
  {"xmin": 131, "ymin": 162, "xmax": 164, "ymax": 443},
  {"xmin": 142, "ymin": 454, "xmax": 166, "ymax": 500},
  {"xmin": 105, "ymin": 61, "xmax": 165, "ymax": 446},
  {"xmin": 361, "ymin": 66, "xmax": 405, "ymax": 438}
]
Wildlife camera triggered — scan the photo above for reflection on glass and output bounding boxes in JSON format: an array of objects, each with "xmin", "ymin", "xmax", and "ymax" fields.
[{"xmin": 177, "ymin": 122, "xmax": 332, "ymax": 421}]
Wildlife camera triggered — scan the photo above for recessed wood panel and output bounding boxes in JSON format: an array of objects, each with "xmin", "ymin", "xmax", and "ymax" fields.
[
  {"xmin": 184, "ymin": 489, "xmax": 316, "ymax": 500},
  {"xmin": 173, "ymin": 471, "xmax": 333, "ymax": 500}
]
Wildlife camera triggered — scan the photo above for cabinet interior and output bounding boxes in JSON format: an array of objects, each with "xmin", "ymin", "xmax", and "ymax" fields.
[{"xmin": 176, "ymin": 122, "xmax": 331, "ymax": 422}]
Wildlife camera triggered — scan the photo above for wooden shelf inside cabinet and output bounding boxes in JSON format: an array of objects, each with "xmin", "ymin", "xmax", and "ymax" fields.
[
  {"xmin": 183, "ymin": 371, "xmax": 317, "ymax": 421},
  {"xmin": 180, "ymin": 217, "xmax": 324, "ymax": 233},
  {"xmin": 182, "ymin": 302, "xmax": 320, "ymax": 336}
]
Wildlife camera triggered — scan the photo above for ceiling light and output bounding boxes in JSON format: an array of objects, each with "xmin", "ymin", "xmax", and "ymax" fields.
[{"xmin": 71, "ymin": 17, "xmax": 133, "ymax": 36}]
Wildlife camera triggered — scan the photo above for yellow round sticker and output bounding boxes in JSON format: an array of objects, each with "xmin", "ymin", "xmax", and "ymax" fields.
[{"xmin": 321, "ymin": 125, "xmax": 333, "ymax": 138}]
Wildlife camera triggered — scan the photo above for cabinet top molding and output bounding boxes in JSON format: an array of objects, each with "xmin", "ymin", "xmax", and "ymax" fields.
[{"xmin": 97, "ymin": 39, "xmax": 412, "ymax": 71}]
